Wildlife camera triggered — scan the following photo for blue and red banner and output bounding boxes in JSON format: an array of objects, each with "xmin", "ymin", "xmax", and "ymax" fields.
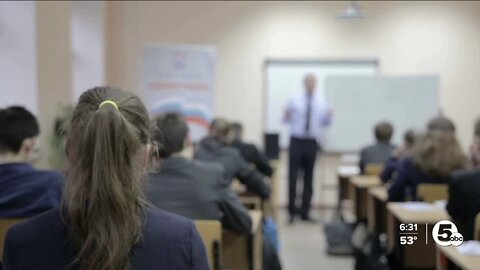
[{"xmin": 143, "ymin": 44, "xmax": 216, "ymax": 142}]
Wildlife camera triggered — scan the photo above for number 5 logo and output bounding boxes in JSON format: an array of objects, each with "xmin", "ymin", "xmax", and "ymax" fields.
[{"xmin": 432, "ymin": 220, "xmax": 463, "ymax": 246}]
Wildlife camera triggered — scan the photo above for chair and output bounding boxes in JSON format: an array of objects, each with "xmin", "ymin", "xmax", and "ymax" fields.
[
  {"xmin": 364, "ymin": 163, "xmax": 384, "ymax": 176},
  {"xmin": 195, "ymin": 220, "xmax": 222, "ymax": 270},
  {"xmin": 417, "ymin": 183, "xmax": 448, "ymax": 203},
  {"xmin": 474, "ymin": 212, "xmax": 480, "ymax": 241},
  {"xmin": 223, "ymin": 230, "xmax": 250, "ymax": 270},
  {"xmin": 223, "ymin": 210, "xmax": 263, "ymax": 270},
  {"xmin": 0, "ymin": 219, "xmax": 24, "ymax": 259}
]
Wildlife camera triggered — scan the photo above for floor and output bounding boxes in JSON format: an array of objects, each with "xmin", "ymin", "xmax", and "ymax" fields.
[{"xmin": 278, "ymin": 209, "xmax": 354, "ymax": 270}]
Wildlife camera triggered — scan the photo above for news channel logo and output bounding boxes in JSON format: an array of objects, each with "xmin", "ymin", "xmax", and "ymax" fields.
[{"xmin": 432, "ymin": 220, "xmax": 464, "ymax": 246}]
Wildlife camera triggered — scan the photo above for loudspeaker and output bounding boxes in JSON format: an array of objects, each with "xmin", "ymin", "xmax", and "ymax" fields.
[{"xmin": 264, "ymin": 133, "xmax": 279, "ymax": 160}]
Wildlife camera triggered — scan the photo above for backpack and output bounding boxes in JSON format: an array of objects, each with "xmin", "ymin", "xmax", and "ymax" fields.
[{"xmin": 324, "ymin": 212, "xmax": 355, "ymax": 255}]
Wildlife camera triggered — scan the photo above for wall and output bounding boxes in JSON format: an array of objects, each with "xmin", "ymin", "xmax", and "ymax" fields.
[
  {"xmin": 0, "ymin": 2, "xmax": 72, "ymax": 169},
  {"xmin": 0, "ymin": 1, "xmax": 37, "ymax": 112},
  {"xmin": 36, "ymin": 1, "xmax": 72, "ymax": 168},
  {"xmin": 71, "ymin": 1, "xmax": 106, "ymax": 100},
  {"xmin": 106, "ymin": 1, "xmax": 480, "ymax": 151}
]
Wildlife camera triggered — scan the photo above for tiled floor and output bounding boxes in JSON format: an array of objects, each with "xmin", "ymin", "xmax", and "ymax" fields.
[{"xmin": 278, "ymin": 209, "xmax": 354, "ymax": 270}]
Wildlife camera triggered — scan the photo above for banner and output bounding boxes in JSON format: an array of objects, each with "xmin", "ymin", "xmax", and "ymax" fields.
[{"xmin": 143, "ymin": 44, "xmax": 216, "ymax": 142}]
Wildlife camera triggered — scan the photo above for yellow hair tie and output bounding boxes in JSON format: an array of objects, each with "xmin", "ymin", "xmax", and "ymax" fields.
[{"xmin": 98, "ymin": 100, "xmax": 118, "ymax": 110}]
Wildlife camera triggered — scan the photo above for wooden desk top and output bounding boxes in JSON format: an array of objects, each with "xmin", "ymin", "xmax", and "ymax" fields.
[
  {"xmin": 369, "ymin": 186, "xmax": 388, "ymax": 202},
  {"xmin": 350, "ymin": 175, "xmax": 382, "ymax": 188},
  {"xmin": 249, "ymin": 210, "xmax": 262, "ymax": 234},
  {"xmin": 437, "ymin": 244, "xmax": 480, "ymax": 270},
  {"xmin": 232, "ymin": 179, "xmax": 246, "ymax": 193},
  {"xmin": 387, "ymin": 203, "xmax": 449, "ymax": 223}
]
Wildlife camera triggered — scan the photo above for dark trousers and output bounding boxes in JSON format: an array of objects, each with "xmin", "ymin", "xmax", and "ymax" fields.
[{"xmin": 288, "ymin": 137, "xmax": 318, "ymax": 218}]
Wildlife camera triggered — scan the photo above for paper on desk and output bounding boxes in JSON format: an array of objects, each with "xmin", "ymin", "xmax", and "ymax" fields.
[
  {"xmin": 397, "ymin": 202, "xmax": 437, "ymax": 211},
  {"xmin": 457, "ymin": 241, "xmax": 480, "ymax": 256},
  {"xmin": 337, "ymin": 166, "xmax": 360, "ymax": 175},
  {"xmin": 433, "ymin": 200, "xmax": 447, "ymax": 209}
]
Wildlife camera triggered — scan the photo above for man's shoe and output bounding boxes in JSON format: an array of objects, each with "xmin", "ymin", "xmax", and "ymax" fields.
[
  {"xmin": 300, "ymin": 216, "xmax": 318, "ymax": 223},
  {"xmin": 288, "ymin": 215, "xmax": 295, "ymax": 224}
]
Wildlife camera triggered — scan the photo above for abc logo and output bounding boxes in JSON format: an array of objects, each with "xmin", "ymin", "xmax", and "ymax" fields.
[{"xmin": 432, "ymin": 220, "xmax": 463, "ymax": 246}]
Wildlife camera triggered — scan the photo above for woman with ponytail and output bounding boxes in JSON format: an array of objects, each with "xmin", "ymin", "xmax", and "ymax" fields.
[{"xmin": 2, "ymin": 87, "xmax": 209, "ymax": 270}]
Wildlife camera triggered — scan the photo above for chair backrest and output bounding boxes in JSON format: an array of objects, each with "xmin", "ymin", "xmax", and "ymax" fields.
[
  {"xmin": 475, "ymin": 212, "xmax": 480, "ymax": 241},
  {"xmin": 417, "ymin": 183, "xmax": 448, "ymax": 203},
  {"xmin": 0, "ymin": 219, "xmax": 24, "ymax": 259},
  {"xmin": 195, "ymin": 220, "xmax": 222, "ymax": 270},
  {"xmin": 364, "ymin": 163, "xmax": 384, "ymax": 176}
]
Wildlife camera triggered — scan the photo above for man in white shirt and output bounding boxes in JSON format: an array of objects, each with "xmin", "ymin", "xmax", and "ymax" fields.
[{"xmin": 284, "ymin": 74, "xmax": 332, "ymax": 223}]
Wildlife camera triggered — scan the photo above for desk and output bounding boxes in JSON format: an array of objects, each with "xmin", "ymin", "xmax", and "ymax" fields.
[
  {"xmin": 250, "ymin": 210, "xmax": 263, "ymax": 270},
  {"xmin": 366, "ymin": 186, "xmax": 388, "ymax": 234},
  {"xmin": 238, "ymin": 191, "xmax": 263, "ymax": 211},
  {"xmin": 348, "ymin": 175, "xmax": 382, "ymax": 221},
  {"xmin": 269, "ymin": 160, "xmax": 280, "ymax": 222},
  {"xmin": 436, "ymin": 244, "xmax": 480, "ymax": 270},
  {"xmin": 223, "ymin": 210, "xmax": 263, "ymax": 270},
  {"xmin": 387, "ymin": 203, "xmax": 449, "ymax": 269},
  {"xmin": 337, "ymin": 166, "xmax": 360, "ymax": 204}
]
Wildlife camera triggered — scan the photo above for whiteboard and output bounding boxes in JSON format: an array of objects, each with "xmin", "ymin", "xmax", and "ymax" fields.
[
  {"xmin": 323, "ymin": 76, "xmax": 439, "ymax": 152},
  {"xmin": 264, "ymin": 59, "xmax": 378, "ymax": 149}
]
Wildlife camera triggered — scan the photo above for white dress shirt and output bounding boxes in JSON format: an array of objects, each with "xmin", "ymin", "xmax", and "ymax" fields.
[{"xmin": 284, "ymin": 91, "xmax": 331, "ymax": 141}]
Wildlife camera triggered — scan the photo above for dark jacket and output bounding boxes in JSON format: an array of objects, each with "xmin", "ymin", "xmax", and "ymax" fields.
[
  {"xmin": 2, "ymin": 207, "xmax": 209, "ymax": 270},
  {"xmin": 195, "ymin": 137, "xmax": 271, "ymax": 199},
  {"xmin": 447, "ymin": 169, "xmax": 480, "ymax": 240},
  {"xmin": 359, "ymin": 142, "xmax": 395, "ymax": 173},
  {"xmin": 380, "ymin": 156, "xmax": 399, "ymax": 182},
  {"xmin": 388, "ymin": 157, "xmax": 450, "ymax": 202},
  {"xmin": 231, "ymin": 140, "xmax": 273, "ymax": 177},
  {"xmin": 147, "ymin": 156, "xmax": 252, "ymax": 235},
  {"xmin": 0, "ymin": 163, "xmax": 63, "ymax": 218}
]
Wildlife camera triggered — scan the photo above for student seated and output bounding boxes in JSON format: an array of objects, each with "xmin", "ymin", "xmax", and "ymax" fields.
[
  {"xmin": 230, "ymin": 122, "xmax": 273, "ymax": 177},
  {"xmin": 0, "ymin": 106, "xmax": 63, "ymax": 218},
  {"xmin": 2, "ymin": 87, "xmax": 209, "ymax": 270},
  {"xmin": 147, "ymin": 112, "xmax": 252, "ymax": 235},
  {"xmin": 447, "ymin": 117, "xmax": 480, "ymax": 240},
  {"xmin": 388, "ymin": 117, "xmax": 467, "ymax": 202},
  {"xmin": 469, "ymin": 117, "xmax": 480, "ymax": 167},
  {"xmin": 359, "ymin": 121, "xmax": 396, "ymax": 173},
  {"xmin": 380, "ymin": 129, "xmax": 416, "ymax": 182},
  {"xmin": 193, "ymin": 119, "xmax": 281, "ymax": 269},
  {"xmin": 195, "ymin": 118, "xmax": 271, "ymax": 199}
]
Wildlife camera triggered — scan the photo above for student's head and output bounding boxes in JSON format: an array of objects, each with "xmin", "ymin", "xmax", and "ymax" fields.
[
  {"xmin": 230, "ymin": 122, "xmax": 243, "ymax": 142},
  {"xmin": 412, "ymin": 130, "xmax": 466, "ymax": 178},
  {"xmin": 152, "ymin": 112, "xmax": 189, "ymax": 158},
  {"xmin": 210, "ymin": 118, "xmax": 234, "ymax": 144},
  {"xmin": 427, "ymin": 116, "xmax": 455, "ymax": 133},
  {"xmin": 304, "ymin": 73, "xmax": 317, "ymax": 95},
  {"xmin": 374, "ymin": 121, "xmax": 394, "ymax": 143},
  {"xmin": 63, "ymin": 86, "xmax": 150, "ymax": 270},
  {"xmin": 403, "ymin": 129, "xmax": 416, "ymax": 150},
  {"xmin": 0, "ymin": 106, "xmax": 40, "ymax": 162}
]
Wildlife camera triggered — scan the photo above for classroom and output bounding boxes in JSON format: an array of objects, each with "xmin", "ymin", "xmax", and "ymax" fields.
[{"xmin": 1, "ymin": 1, "xmax": 480, "ymax": 270}]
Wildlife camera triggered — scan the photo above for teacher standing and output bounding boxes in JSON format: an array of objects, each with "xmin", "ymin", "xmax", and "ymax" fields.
[{"xmin": 283, "ymin": 74, "xmax": 332, "ymax": 224}]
